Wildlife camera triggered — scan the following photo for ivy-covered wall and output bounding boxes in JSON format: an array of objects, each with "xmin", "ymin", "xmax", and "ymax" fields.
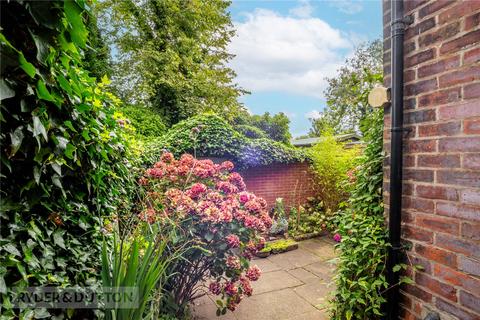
[{"xmin": 145, "ymin": 113, "xmax": 308, "ymax": 170}]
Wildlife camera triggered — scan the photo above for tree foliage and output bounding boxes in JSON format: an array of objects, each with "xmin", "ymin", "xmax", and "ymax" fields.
[
  {"xmin": 118, "ymin": 105, "xmax": 167, "ymax": 139},
  {"xmin": 233, "ymin": 111, "xmax": 292, "ymax": 144},
  {"xmin": 0, "ymin": 1, "xmax": 134, "ymax": 317},
  {"xmin": 97, "ymin": 0, "xmax": 246, "ymax": 126},
  {"xmin": 309, "ymin": 40, "xmax": 383, "ymax": 136}
]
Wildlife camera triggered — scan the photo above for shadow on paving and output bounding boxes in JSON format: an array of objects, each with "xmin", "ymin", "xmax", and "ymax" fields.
[{"xmin": 192, "ymin": 237, "xmax": 337, "ymax": 320}]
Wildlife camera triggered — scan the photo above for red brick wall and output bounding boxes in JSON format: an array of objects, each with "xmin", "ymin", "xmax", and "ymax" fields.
[
  {"xmin": 240, "ymin": 162, "xmax": 316, "ymax": 210},
  {"xmin": 383, "ymin": 1, "xmax": 480, "ymax": 319}
]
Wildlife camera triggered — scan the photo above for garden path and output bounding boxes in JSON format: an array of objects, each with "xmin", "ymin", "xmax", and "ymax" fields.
[{"xmin": 192, "ymin": 237, "xmax": 337, "ymax": 320}]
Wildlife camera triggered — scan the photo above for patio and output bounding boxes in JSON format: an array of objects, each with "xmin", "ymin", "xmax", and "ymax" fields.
[{"xmin": 192, "ymin": 237, "xmax": 337, "ymax": 320}]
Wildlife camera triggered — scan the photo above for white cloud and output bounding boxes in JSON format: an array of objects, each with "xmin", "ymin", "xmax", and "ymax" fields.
[
  {"xmin": 229, "ymin": 9, "xmax": 353, "ymax": 99},
  {"xmin": 305, "ymin": 110, "xmax": 322, "ymax": 120},
  {"xmin": 329, "ymin": 0, "xmax": 364, "ymax": 15},
  {"xmin": 289, "ymin": 0, "xmax": 314, "ymax": 18}
]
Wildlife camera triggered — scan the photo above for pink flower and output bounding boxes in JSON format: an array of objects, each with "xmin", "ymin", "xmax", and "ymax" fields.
[
  {"xmin": 226, "ymin": 256, "xmax": 241, "ymax": 270},
  {"xmin": 216, "ymin": 181, "xmax": 238, "ymax": 194},
  {"xmin": 139, "ymin": 208, "xmax": 156, "ymax": 224},
  {"xmin": 209, "ymin": 281, "xmax": 222, "ymax": 295},
  {"xmin": 226, "ymin": 234, "xmax": 240, "ymax": 248},
  {"xmin": 240, "ymin": 277, "xmax": 253, "ymax": 296},
  {"xmin": 160, "ymin": 152, "xmax": 175, "ymax": 163},
  {"xmin": 220, "ymin": 161, "xmax": 234, "ymax": 171},
  {"xmin": 224, "ymin": 281, "xmax": 238, "ymax": 296},
  {"xmin": 186, "ymin": 183, "xmax": 207, "ymax": 198},
  {"xmin": 244, "ymin": 199, "xmax": 261, "ymax": 213},
  {"xmin": 246, "ymin": 265, "xmax": 261, "ymax": 281},
  {"xmin": 227, "ymin": 299, "xmax": 238, "ymax": 311},
  {"xmin": 138, "ymin": 177, "xmax": 148, "ymax": 185},
  {"xmin": 238, "ymin": 191, "xmax": 251, "ymax": 204},
  {"xmin": 333, "ymin": 233, "xmax": 342, "ymax": 242}
]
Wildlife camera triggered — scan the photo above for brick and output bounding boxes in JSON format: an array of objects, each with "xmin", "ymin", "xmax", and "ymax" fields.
[
  {"xmin": 416, "ymin": 185, "xmax": 458, "ymax": 201},
  {"xmin": 461, "ymin": 189, "xmax": 480, "ymax": 206},
  {"xmin": 439, "ymin": 1, "xmax": 480, "ymax": 25},
  {"xmin": 463, "ymin": 47, "xmax": 480, "ymax": 65},
  {"xmin": 418, "ymin": 56, "xmax": 460, "ymax": 78},
  {"xmin": 404, "ymin": 41, "xmax": 416, "ymax": 55},
  {"xmin": 415, "ymin": 243, "xmax": 457, "ymax": 268},
  {"xmin": 415, "ymin": 272, "xmax": 457, "ymax": 301},
  {"xmin": 439, "ymin": 137, "xmax": 480, "ymax": 152},
  {"xmin": 416, "ymin": 214, "xmax": 459, "ymax": 235},
  {"xmin": 464, "ymin": 83, "xmax": 480, "ymax": 100},
  {"xmin": 436, "ymin": 233, "xmax": 480, "ymax": 259},
  {"xmin": 403, "ymin": 169, "xmax": 434, "ymax": 182},
  {"xmin": 436, "ymin": 298, "xmax": 479, "ymax": 320},
  {"xmin": 405, "ymin": 48, "xmax": 436, "ymax": 68},
  {"xmin": 404, "ymin": 109, "xmax": 436, "ymax": 125},
  {"xmin": 460, "ymin": 291, "xmax": 480, "ymax": 314},
  {"xmin": 419, "ymin": 21, "xmax": 460, "ymax": 48},
  {"xmin": 439, "ymin": 101, "xmax": 480, "ymax": 120},
  {"xmin": 418, "ymin": 0, "xmax": 454, "ymax": 19},
  {"xmin": 404, "ymin": 0, "xmax": 429, "ymax": 14},
  {"xmin": 461, "ymin": 222, "xmax": 480, "ymax": 241},
  {"xmin": 440, "ymin": 29, "xmax": 480, "ymax": 54},
  {"xmin": 459, "ymin": 256, "xmax": 480, "ymax": 277},
  {"xmin": 439, "ymin": 65, "xmax": 480, "ymax": 88},
  {"xmin": 418, "ymin": 87, "xmax": 461, "ymax": 108},
  {"xmin": 434, "ymin": 264, "xmax": 480, "ymax": 297},
  {"xmin": 404, "ymin": 139, "xmax": 436, "ymax": 153},
  {"xmin": 403, "ymin": 196, "xmax": 435, "ymax": 212},
  {"xmin": 417, "ymin": 154, "xmax": 460, "ymax": 168},
  {"xmin": 405, "ymin": 78, "xmax": 437, "ymax": 96},
  {"xmin": 403, "ymin": 283, "xmax": 432, "ymax": 303},
  {"xmin": 436, "ymin": 201, "xmax": 480, "ymax": 222},
  {"xmin": 465, "ymin": 119, "xmax": 480, "ymax": 134},
  {"xmin": 463, "ymin": 154, "xmax": 480, "ymax": 170},
  {"xmin": 404, "ymin": 253, "xmax": 432, "ymax": 275},
  {"xmin": 465, "ymin": 11, "xmax": 480, "ymax": 31},
  {"xmin": 405, "ymin": 18, "xmax": 436, "ymax": 40},
  {"xmin": 402, "ymin": 224, "xmax": 433, "ymax": 243},
  {"xmin": 404, "ymin": 69, "xmax": 416, "ymax": 83},
  {"xmin": 417, "ymin": 121, "xmax": 461, "ymax": 137}
]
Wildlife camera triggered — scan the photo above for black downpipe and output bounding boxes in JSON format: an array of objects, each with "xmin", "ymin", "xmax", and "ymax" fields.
[{"xmin": 385, "ymin": 0, "xmax": 406, "ymax": 319}]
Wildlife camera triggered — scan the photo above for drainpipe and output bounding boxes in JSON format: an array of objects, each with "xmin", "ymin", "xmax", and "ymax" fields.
[{"xmin": 385, "ymin": 0, "xmax": 410, "ymax": 319}]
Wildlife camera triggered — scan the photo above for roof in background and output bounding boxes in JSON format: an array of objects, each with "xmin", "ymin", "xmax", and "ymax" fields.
[{"xmin": 291, "ymin": 133, "xmax": 362, "ymax": 147}]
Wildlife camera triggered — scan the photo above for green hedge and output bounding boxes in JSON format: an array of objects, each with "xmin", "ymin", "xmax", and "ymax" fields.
[{"xmin": 144, "ymin": 114, "xmax": 307, "ymax": 169}]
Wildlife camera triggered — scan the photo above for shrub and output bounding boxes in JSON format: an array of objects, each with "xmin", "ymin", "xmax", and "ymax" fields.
[
  {"xmin": 0, "ymin": 1, "xmax": 135, "ymax": 318},
  {"xmin": 308, "ymin": 129, "xmax": 360, "ymax": 212},
  {"xmin": 137, "ymin": 152, "xmax": 271, "ymax": 316},
  {"xmin": 269, "ymin": 198, "xmax": 288, "ymax": 236},
  {"xmin": 287, "ymin": 199, "xmax": 334, "ymax": 237},
  {"xmin": 332, "ymin": 109, "xmax": 388, "ymax": 319},
  {"xmin": 145, "ymin": 113, "xmax": 307, "ymax": 169},
  {"xmin": 118, "ymin": 105, "xmax": 167, "ymax": 139}
]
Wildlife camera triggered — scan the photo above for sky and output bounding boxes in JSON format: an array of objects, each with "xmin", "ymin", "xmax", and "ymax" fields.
[{"xmin": 227, "ymin": 0, "xmax": 382, "ymax": 137}]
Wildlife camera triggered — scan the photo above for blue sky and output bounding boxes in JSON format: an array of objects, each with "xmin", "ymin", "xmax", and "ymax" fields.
[{"xmin": 226, "ymin": 0, "xmax": 382, "ymax": 137}]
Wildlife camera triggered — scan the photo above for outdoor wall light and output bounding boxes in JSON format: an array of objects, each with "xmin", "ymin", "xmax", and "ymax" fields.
[{"xmin": 368, "ymin": 85, "xmax": 390, "ymax": 108}]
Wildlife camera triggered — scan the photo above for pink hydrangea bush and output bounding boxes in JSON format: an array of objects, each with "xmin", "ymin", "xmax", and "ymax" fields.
[{"xmin": 138, "ymin": 152, "xmax": 272, "ymax": 315}]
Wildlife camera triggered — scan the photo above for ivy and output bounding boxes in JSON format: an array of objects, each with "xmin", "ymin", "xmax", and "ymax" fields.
[
  {"xmin": 145, "ymin": 113, "xmax": 307, "ymax": 170},
  {"xmin": 331, "ymin": 109, "xmax": 388, "ymax": 320},
  {"xmin": 0, "ymin": 1, "xmax": 134, "ymax": 318}
]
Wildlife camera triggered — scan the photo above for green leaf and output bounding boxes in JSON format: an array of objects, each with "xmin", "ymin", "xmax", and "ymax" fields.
[
  {"xmin": 30, "ymin": 32, "xmax": 50, "ymax": 65},
  {"xmin": 3, "ymin": 243, "xmax": 21, "ymax": 256},
  {"xmin": 9, "ymin": 126, "xmax": 24, "ymax": 157},
  {"xmin": 64, "ymin": 0, "xmax": 87, "ymax": 48},
  {"xmin": 32, "ymin": 116, "xmax": 48, "ymax": 141},
  {"xmin": 0, "ymin": 78, "xmax": 15, "ymax": 100},
  {"xmin": 392, "ymin": 265, "xmax": 401, "ymax": 273},
  {"xmin": 53, "ymin": 231, "xmax": 66, "ymax": 249},
  {"xmin": 19, "ymin": 53, "xmax": 36, "ymax": 78},
  {"xmin": 64, "ymin": 143, "xmax": 76, "ymax": 159},
  {"xmin": 36, "ymin": 79, "xmax": 55, "ymax": 102}
]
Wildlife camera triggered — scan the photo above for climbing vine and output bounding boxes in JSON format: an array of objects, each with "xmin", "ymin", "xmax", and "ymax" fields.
[{"xmin": 0, "ymin": 1, "xmax": 134, "ymax": 318}]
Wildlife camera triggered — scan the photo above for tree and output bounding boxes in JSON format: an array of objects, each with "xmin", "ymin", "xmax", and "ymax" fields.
[
  {"xmin": 309, "ymin": 40, "xmax": 383, "ymax": 136},
  {"xmin": 97, "ymin": 0, "xmax": 246, "ymax": 126},
  {"xmin": 233, "ymin": 111, "xmax": 292, "ymax": 144}
]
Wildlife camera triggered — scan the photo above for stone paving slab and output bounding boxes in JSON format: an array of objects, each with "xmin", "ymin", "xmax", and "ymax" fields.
[
  {"xmin": 251, "ymin": 270, "xmax": 303, "ymax": 294},
  {"xmin": 192, "ymin": 236, "xmax": 337, "ymax": 320}
]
